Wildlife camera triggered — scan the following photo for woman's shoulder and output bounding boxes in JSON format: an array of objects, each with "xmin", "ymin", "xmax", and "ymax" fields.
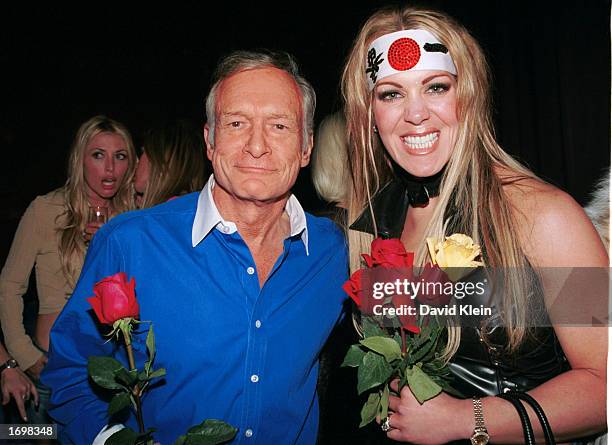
[
  {"xmin": 33, "ymin": 188, "xmax": 66, "ymax": 206},
  {"xmin": 28, "ymin": 188, "xmax": 67, "ymax": 218},
  {"xmin": 498, "ymin": 168, "xmax": 606, "ymax": 266}
]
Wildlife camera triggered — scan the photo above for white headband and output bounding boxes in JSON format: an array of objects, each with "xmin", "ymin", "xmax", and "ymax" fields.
[{"xmin": 366, "ymin": 29, "xmax": 457, "ymax": 90}]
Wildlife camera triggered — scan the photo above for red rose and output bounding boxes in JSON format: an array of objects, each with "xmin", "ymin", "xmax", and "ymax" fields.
[
  {"xmin": 343, "ymin": 269, "xmax": 364, "ymax": 307},
  {"xmin": 415, "ymin": 263, "xmax": 452, "ymax": 306},
  {"xmin": 343, "ymin": 269, "xmax": 377, "ymax": 315},
  {"xmin": 369, "ymin": 238, "xmax": 414, "ymax": 269},
  {"xmin": 87, "ymin": 272, "xmax": 139, "ymax": 325}
]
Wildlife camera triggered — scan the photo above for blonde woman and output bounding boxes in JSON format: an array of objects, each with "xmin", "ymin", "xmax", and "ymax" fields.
[
  {"xmin": 311, "ymin": 111, "xmax": 350, "ymax": 208},
  {"xmin": 0, "ymin": 115, "xmax": 136, "ymax": 423},
  {"xmin": 342, "ymin": 6, "xmax": 607, "ymax": 444},
  {"xmin": 134, "ymin": 119, "xmax": 207, "ymax": 209}
]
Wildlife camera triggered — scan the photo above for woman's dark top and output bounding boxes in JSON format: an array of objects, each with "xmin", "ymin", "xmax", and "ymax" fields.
[{"xmin": 350, "ymin": 179, "xmax": 569, "ymax": 397}]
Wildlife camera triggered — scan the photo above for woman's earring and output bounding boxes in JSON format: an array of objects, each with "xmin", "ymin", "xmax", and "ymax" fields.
[{"xmin": 373, "ymin": 125, "xmax": 378, "ymax": 134}]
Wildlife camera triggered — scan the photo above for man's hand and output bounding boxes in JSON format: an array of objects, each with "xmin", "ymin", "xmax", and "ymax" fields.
[{"xmin": 2, "ymin": 368, "xmax": 39, "ymax": 421}]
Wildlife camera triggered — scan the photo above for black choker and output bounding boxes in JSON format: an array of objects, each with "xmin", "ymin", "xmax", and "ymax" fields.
[{"xmin": 393, "ymin": 164, "xmax": 445, "ymax": 207}]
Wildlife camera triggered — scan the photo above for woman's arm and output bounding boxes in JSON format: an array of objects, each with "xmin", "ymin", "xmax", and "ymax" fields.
[{"xmin": 0, "ymin": 198, "xmax": 45, "ymax": 371}]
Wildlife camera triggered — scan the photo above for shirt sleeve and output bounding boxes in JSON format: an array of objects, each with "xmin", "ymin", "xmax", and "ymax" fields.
[
  {"xmin": 41, "ymin": 227, "xmax": 127, "ymax": 444},
  {"xmin": 0, "ymin": 198, "xmax": 44, "ymax": 370}
]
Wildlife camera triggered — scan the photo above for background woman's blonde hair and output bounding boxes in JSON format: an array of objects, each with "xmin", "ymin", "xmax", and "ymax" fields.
[
  {"xmin": 139, "ymin": 119, "xmax": 207, "ymax": 209},
  {"xmin": 342, "ymin": 5, "xmax": 539, "ymax": 352},
  {"xmin": 58, "ymin": 115, "xmax": 137, "ymax": 287},
  {"xmin": 311, "ymin": 111, "xmax": 350, "ymax": 206}
]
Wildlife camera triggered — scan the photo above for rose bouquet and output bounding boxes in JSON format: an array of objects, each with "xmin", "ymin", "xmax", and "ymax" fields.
[
  {"xmin": 87, "ymin": 272, "xmax": 237, "ymax": 445},
  {"xmin": 342, "ymin": 235, "xmax": 483, "ymax": 427}
]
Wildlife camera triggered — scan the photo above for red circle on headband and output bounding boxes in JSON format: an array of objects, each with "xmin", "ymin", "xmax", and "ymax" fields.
[{"xmin": 388, "ymin": 38, "xmax": 420, "ymax": 71}]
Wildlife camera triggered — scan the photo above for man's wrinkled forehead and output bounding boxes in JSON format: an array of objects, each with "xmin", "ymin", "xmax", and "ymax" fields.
[{"xmin": 215, "ymin": 66, "xmax": 303, "ymax": 120}]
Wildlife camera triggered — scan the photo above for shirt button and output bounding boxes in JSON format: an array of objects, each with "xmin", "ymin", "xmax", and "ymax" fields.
[
  {"xmin": 245, "ymin": 429, "xmax": 253, "ymax": 438},
  {"xmin": 255, "ymin": 320, "xmax": 261, "ymax": 328},
  {"xmin": 247, "ymin": 266, "xmax": 255, "ymax": 275},
  {"xmin": 250, "ymin": 374, "xmax": 259, "ymax": 383},
  {"xmin": 222, "ymin": 226, "xmax": 230, "ymax": 233}
]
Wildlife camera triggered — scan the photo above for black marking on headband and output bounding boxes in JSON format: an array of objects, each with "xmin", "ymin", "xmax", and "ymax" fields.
[
  {"xmin": 423, "ymin": 43, "xmax": 448, "ymax": 54},
  {"xmin": 366, "ymin": 48, "xmax": 384, "ymax": 83}
]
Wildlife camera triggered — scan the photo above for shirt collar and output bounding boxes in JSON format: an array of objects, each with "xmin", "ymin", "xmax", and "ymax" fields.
[{"xmin": 192, "ymin": 175, "xmax": 309, "ymax": 255}]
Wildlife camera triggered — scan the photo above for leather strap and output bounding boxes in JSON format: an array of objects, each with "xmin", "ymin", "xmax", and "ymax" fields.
[
  {"xmin": 506, "ymin": 391, "xmax": 555, "ymax": 445},
  {"xmin": 497, "ymin": 392, "xmax": 535, "ymax": 444}
]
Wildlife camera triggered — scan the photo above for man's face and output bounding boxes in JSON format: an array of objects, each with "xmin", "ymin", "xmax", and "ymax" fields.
[{"xmin": 205, "ymin": 66, "xmax": 312, "ymax": 205}]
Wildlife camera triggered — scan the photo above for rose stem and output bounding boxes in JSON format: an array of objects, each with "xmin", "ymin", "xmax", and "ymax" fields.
[
  {"xmin": 125, "ymin": 341, "xmax": 146, "ymax": 434},
  {"xmin": 400, "ymin": 328, "xmax": 407, "ymax": 354}
]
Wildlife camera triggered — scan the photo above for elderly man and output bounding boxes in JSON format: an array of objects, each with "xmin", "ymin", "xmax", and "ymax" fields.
[{"xmin": 42, "ymin": 51, "xmax": 347, "ymax": 444}]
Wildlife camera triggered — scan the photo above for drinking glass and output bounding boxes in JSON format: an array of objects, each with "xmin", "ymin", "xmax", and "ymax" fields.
[{"xmin": 88, "ymin": 206, "xmax": 109, "ymax": 224}]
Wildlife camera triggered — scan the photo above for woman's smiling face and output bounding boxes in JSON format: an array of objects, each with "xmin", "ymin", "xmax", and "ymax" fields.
[{"xmin": 373, "ymin": 69, "xmax": 458, "ymax": 178}]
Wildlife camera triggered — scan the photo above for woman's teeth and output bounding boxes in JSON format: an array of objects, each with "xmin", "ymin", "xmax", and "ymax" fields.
[{"xmin": 402, "ymin": 132, "xmax": 439, "ymax": 149}]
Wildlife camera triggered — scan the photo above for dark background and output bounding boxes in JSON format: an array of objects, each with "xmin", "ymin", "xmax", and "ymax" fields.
[
  {"xmin": 2, "ymin": 1, "xmax": 610, "ymax": 239},
  {"xmin": 0, "ymin": 0, "xmax": 609, "ymax": 440}
]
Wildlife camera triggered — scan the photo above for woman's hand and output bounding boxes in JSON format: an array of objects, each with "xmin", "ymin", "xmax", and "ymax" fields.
[
  {"xmin": 25, "ymin": 354, "xmax": 48, "ymax": 381},
  {"xmin": 380, "ymin": 379, "xmax": 472, "ymax": 444},
  {"xmin": 83, "ymin": 221, "xmax": 105, "ymax": 243},
  {"xmin": 1, "ymin": 368, "xmax": 39, "ymax": 421}
]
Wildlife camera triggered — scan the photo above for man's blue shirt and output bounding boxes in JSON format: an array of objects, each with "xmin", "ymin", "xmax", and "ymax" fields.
[{"xmin": 42, "ymin": 188, "xmax": 348, "ymax": 444}]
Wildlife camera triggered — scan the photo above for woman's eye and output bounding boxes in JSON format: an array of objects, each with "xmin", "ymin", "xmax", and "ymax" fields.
[
  {"xmin": 115, "ymin": 152, "xmax": 127, "ymax": 161},
  {"xmin": 427, "ymin": 83, "xmax": 450, "ymax": 94},
  {"xmin": 92, "ymin": 151, "xmax": 104, "ymax": 159},
  {"xmin": 377, "ymin": 91, "xmax": 402, "ymax": 101}
]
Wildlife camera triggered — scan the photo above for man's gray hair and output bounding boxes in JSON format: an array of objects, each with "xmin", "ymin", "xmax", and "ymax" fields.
[{"xmin": 205, "ymin": 50, "xmax": 316, "ymax": 152}]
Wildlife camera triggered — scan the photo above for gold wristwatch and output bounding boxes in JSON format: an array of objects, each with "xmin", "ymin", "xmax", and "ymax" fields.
[{"xmin": 470, "ymin": 397, "xmax": 490, "ymax": 445}]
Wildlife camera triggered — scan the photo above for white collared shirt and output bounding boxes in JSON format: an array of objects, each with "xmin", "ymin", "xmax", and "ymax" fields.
[{"xmin": 192, "ymin": 175, "xmax": 309, "ymax": 255}]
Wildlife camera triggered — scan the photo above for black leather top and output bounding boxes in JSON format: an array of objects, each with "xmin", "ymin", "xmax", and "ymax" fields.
[{"xmin": 350, "ymin": 180, "xmax": 570, "ymax": 397}]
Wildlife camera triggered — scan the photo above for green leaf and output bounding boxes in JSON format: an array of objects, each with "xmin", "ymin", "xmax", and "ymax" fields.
[
  {"xmin": 106, "ymin": 427, "xmax": 139, "ymax": 445},
  {"xmin": 357, "ymin": 352, "xmax": 393, "ymax": 394},
  {"xmin": 393, "ymin": 332, "xmax": 402, "ymax": 350},
  {"xmin": 408, "ymin": 324, "xmax": 441, "ymax": 365},
  {"xmin": 108, "ymin": 392, "xmax": 132, "ymax": 417},
  {"xmin": 406, "ymin": 365, "xmax": 442, "ymax": 404},
  {"xmin": 342, "ymin": 345, "xmax": 366, "ymax": 368},
  {"xmin": 359, "ymin": 391, "xmax": 381, "ymax": 428},
  {"xmin": 148, "ymin": 368, "xmax": 166, "ymax": 380},
  {"xmin": 360, "ymin": 336, "xmax": 402, "ymax": 362},
  {"xmin": 88, "ymin": 356, "xmax": 126, "ymax": 391},
  {"xmin": 173, "ymin": 436, "xmax": 187, "ymax": 445},
  {"xmin": 379, "ymin": 383, "xmax": 390, "ymax": 420},
  {"xmin": 182, "ymin": 419, "xmax": 238, "ymax": 445},
  {"xmin": 145, "ymin": 324, "xmax": 156, "ymax": 374},
  {"xmin": 362, "ymin": 317, "xmax": 385, "ymax": 338},
  {"xmin": 115, "ymin": 368, "xmax": 139, "ymax": 387}
]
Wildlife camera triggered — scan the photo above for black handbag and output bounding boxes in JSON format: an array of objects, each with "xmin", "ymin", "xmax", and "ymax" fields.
[{"xmin": 497, "ymin": 390, "xmax": 556, "ymax": 445}]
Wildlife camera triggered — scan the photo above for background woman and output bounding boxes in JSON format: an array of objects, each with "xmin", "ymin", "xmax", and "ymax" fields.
[
  {"xmin": 134, "ymin": 119, "xmax": 207, "ymax": 208},
  {"xmin": 342, "ymin": 6, "xmax": 607, "ymax": 443},
  {"xmin": 0, "ymin": 115, "xmax": 136, "ymax": 423}
]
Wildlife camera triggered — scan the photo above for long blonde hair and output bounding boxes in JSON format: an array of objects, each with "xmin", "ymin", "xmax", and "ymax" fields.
[
  {"xmin": 58, "ymin": 115, "xmax": 137, "ymax": 287},
  {"xmin": 342, "ymin": 6, "xmax": 538, "ymax": 351}
]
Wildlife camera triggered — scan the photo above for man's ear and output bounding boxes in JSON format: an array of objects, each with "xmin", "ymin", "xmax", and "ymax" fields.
[
  {"xmin": 204, "ymin": 123, "xmax": 214, "ymax": 161},
  {"xmin": 300, "ymin": 134, "xmax": 313, "ymax": 167}
]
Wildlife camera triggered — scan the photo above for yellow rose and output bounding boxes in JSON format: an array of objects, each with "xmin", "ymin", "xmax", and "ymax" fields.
[{"xmin": 426, "ymin": 234, "xmax": 484, "ymax": 281}]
